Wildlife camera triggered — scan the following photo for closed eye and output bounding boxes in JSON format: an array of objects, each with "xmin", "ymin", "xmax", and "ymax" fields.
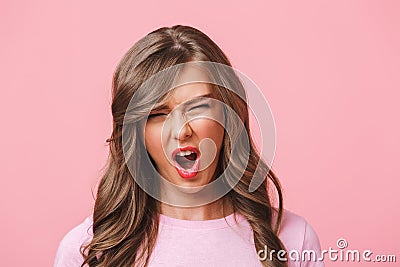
[
  {"xmin": 148, "ymin": 112, "xmax": 168, "ymax": 118},
  {"xmin": 189, "ymin": 104, "xmax": 210, "ymax": 111}
]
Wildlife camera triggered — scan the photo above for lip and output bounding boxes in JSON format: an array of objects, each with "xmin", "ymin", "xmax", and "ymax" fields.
[
  {"xmin": 171, "ymin": 146, "xmax": 201, "ymax": 159},
  {"xmin": 172, "ymin": 146, "xmax": 201, "ymax": 179}
]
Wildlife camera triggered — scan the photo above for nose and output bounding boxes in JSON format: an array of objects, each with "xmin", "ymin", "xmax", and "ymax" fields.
[{"xmin": 170, "ymin": 113, "xmax": 193, "ymax": 141}]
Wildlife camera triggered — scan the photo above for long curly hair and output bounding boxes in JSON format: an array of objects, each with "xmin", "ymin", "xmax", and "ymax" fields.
[{"xmin": 81, "ymin": 25, "xmax": 287, "ymax": 267}]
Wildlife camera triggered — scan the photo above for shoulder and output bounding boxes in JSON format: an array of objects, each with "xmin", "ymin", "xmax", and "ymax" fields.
[
  {"xmin": 278, "ymin": 209, "xmax": 320, "ymax": 248},
  {"xmin": 278, "ymin": 209, "xmax": 325, "ymax": 267},
  {"xmin": 54, "ymin": 215, "xmax": 93, "ymax": 267}
]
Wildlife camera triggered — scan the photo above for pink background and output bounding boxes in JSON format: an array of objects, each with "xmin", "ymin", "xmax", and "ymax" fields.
[{"xmin": 1, "ymin": 1, "xmax": 399, "ymax": 266}]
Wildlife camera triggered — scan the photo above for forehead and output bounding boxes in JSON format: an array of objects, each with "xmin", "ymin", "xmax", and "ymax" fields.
[
  {"xmin": 165, "ymin": 83, "xmax": 213, "ymax": 107},
  {"xmin": 174, "ymin": 64, "xmax": 211, "ymax": 85},
  {"xmin": 156, "ymin": 65, "xmax": 216, "ymax": 108}
]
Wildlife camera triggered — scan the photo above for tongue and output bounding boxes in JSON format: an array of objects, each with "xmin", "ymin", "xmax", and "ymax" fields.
[
  {"xmin": 176, "ymin": 155, "xmax": 196, "ymax": 170},
  {"xmin": 184, "ymin": 154, "xmax": 197, "ymax": 161}
]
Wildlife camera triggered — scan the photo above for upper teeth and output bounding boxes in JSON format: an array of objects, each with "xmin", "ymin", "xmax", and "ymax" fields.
[{"xmin": 176, "ymin": 151, "xmax": 194, "ymax": 156}]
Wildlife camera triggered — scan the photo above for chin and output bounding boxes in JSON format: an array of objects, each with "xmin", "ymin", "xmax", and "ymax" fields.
[
  {"xmin": 172, "ymin": 174, "xmax": 211, "ymax": 192},
  {"xmin": 176, "ymin": 185, "xmax": 205, "ymax": 194}
]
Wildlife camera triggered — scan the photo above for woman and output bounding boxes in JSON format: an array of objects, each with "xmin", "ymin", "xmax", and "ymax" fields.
[{"xmin": 55, "ymin": 25, "xmax": 324, "ymax": 267}]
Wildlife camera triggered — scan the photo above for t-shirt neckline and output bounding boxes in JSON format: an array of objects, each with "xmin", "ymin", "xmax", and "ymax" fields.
[{"xmin": 159, "ymin": 212, "xmax": 247, "ymax": 229}]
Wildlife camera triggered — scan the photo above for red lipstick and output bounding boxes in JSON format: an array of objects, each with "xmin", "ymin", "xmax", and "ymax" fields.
[{"xmin": 172, "ymin": 146, "xmax": 201, "ymax": 179}]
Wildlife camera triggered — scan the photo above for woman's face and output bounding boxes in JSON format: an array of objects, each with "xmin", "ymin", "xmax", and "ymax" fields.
[{"xmin": 144, "ymin": 68, "xmax": 225, "ymax": 191}]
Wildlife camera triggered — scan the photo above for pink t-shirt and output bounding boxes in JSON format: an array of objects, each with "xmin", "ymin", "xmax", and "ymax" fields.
[{"xmin": 54, "ymin": 209, "xmax": 324, "ymax": 267}]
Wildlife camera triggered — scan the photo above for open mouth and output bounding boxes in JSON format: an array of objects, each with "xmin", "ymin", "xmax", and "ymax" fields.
[
  {"xmin": 175, "ymin": 150, "xmax": 197, "ymax": 168},
  {"xmin": 172, "ymin": 147, "xmax": 201, "ymax": 179}
]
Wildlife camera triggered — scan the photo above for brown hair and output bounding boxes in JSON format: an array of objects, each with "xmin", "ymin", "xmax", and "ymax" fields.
[{"xmin": 81, "ymin": 25, "xmax": 287, "ymax": 267}]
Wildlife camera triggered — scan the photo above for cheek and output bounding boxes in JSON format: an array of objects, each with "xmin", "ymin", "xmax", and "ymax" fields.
[
  {"xmin": 144, "ymin": 124, "xmax": 163, "ymax": 158},
  {"xmin": 192, "ymin": 119, "xmax": 225, "ymax": 147}
]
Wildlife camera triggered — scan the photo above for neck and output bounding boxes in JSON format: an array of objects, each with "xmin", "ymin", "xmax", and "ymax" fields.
[{"xmin": 159, "ymin": 198, "xmax": 234, "ymax": 221}]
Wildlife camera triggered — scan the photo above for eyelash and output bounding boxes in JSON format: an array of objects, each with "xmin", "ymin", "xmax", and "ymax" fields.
[
  {"xmin": 189, "ymin": 104, "xmax": 210, "ymax": 111},
  {"xmin": 148, "ymin": 112, "xmax": 168, "ymax": 118},
  {"xmin": 149, "ymin": 104, "xmax": 210, "ymax": 118}
]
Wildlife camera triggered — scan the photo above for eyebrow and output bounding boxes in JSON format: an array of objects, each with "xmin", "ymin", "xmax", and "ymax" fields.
[{"xmin": 151, "ymin": 93, "xmax": 214, "ymax": 112}]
